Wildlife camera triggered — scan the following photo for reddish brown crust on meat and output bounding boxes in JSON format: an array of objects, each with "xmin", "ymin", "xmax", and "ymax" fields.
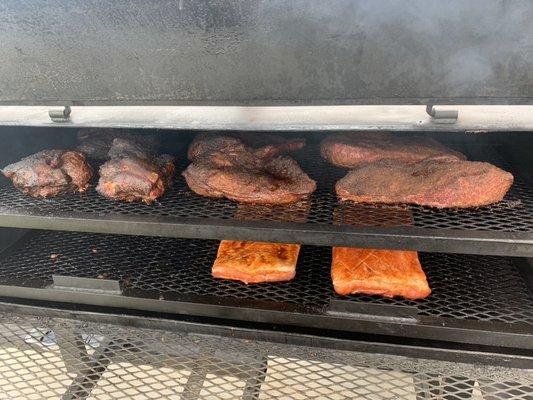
[
  {"xmin": 2, "ymin": 150, "xmax": 92, "ymax": 198},
  {"xmin": 321, "ymin": 132, "xmax": 465, "ymax": 168},
  {"xmin": 183, "ymin": 157, "xmax": 316, "ymax": 204},
  {"xmin": 331, "ymin": 247, "xmax": 431, "ymax": 299},
  {"xmin": 336, "ymin": 158, "xmax": 514, "ymax": 208},
  {"xmin": 96, "ymin": 139, "xmax": 174, "ymax": 204},
  {"xmin": 184, "ymin": 133, "xmax": 316, "ymax": 204},
  {"xmin": 212, "ymin": 241, "xmax": 300, "ymax": 284},
  {"xmin": 188, "ymin": 132, "xmax": 305, "ymax": 162},
  {"xmin": 60, "ymin": 151, "xmax": 93, "ymax": 192}
]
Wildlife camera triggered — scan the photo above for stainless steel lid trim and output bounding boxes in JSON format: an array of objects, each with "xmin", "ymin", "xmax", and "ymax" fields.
[{"xmin": 2, "ymin": 105, "xmax": 533, "ymax": 131}]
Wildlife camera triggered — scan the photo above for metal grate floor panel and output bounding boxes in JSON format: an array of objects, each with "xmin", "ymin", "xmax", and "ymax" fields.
[
  {"xmin": 0, "ymin": 230, "xmax": 532, "ymax": 348},
  {"xmin": 0, "ymin": 312, "xmax": 531, "ymax": 400},
  {"xmin": 0, "ymin": 136, "xmax": 531, "ymax": 256}
]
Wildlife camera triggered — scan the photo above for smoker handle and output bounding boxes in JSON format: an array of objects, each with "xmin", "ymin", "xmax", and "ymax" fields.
[{"xmin": 426, "ymin": 104, "xmax": 458, "ymax": 123}]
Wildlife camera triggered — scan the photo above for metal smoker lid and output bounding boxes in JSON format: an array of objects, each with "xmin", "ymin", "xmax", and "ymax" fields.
[{"xmin": 0, "ymin": 0, "xmax": 532, "ymax": 107}]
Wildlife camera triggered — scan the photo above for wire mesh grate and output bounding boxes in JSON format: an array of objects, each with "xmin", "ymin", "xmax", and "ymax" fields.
[
  {"xmin": 0, "ymin": 137, "xmax": 531, "ymax": 233},
  {"xmin": 0, "ymin": 230, "xmax": 532, "ymax": 326},
  {"xmin": 0, "ymin": 312, "xmax": 530, "ymax": 399}
]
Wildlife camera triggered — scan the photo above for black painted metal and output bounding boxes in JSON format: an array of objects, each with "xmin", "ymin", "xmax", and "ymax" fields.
[
  {"xmin": 0, "ymin": 307, "xmax": 531, "ymax": 399},
  {"xmin": 0, "ymin": 136, "xmax": 531, "ymax": 256},
  {"xmin": 0, "ymin": 230, "xmax": 532, "ymax": 349},
  {"xmin": 0, "ymin": 301, "xmax": 532, "ymax": 369},
  {"xmin": 0, "ymin": 0, "xmax": 532, "ymax": 105}
]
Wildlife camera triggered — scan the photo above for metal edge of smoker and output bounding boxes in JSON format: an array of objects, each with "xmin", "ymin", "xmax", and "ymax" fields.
[
  {"xmin": 0, "ymin": 300, "xmax": 531, "ymax": 370},
  {"xmin": 1, "ymin": 106, "xmax": 533, "ymax": 132},
  {"xmin": 0, "ymin": 210, "xmax": 530, "ymax": 257},
  {"xmin": 0, "ymin": 283, "xmax": 531, "ymax": 351}
]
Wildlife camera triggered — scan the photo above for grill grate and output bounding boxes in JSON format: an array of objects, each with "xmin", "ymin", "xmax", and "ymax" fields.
[
  {"xmin": 0, "ymin": 140, "xmax": 531, "ymax": 232},
  {"xmin": 0, "ymin": 312, "xmax": 531, "ymax": 399},
  {"xmin": 0, "ymin": 136, "xmax": 532, "ymax": 257},
  {"xmin": 1, "ymin": 230, "xmax": 532, "ymax": 327}
]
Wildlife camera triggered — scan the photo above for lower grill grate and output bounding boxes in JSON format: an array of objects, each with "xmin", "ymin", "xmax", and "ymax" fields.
[
  {"xmin": 0, "ymin": 312, "xmax": 530, "ymax": 400},
  {"xmin": 0, "ymin": 230, "xmax": 532, "ymax": 347}
]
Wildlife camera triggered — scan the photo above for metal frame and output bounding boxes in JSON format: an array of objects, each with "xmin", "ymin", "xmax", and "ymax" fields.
[
  {"xmin": 1, "ymin": 302, "xmax": 532, "ymax": 399},
  {"xmin": 0, "ymin": 301, "xmax": 531, "ymax": 369},
  {"xmin": 0, "ymin": 123, "xmax": 530, "ymax": 387},
  {"xmin": 57, "ymin": 332, "xmax": 269, "ymax": 400},
  {"xmin": 2, "ymin": 105, "xmax": 533, "ymax": 132},
  {"xmin": 0, "ymin": 208, "xmax": 531, "ymax": 258},
  {"xmin": 0, "ymin": 269, "xmax": 531, "ymax": 350}
]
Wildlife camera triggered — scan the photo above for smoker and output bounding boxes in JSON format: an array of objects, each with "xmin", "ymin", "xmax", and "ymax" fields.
[{"xmin": 0, "ymin": 1, "xmax": 531, "ymax": 398}]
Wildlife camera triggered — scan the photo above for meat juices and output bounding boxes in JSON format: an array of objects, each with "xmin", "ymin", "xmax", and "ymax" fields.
[
  {"xmin": 331, "ymin": 248, "xmax": 431, "ymax": 299},
  {"xmin": 2, "ymin": 150, "xmax": 92, "ymax": 198},
  {"xmin": 321, "ymin": 132, "xmax": 465, "ymax": 168},
  {"xmin": 183, "ymin": 133, "xmax": 316, "ymax": 204},
  {"xmin": 97, "ymin": 138, "xmax": 175, "ymax": 204},
  {"xmin": 212, "ymin": 240, "xmax": 300, "ymax": 284},
  {"xmin": 336, "ymin": 158, "xmax": 514, "ymax": 208}
]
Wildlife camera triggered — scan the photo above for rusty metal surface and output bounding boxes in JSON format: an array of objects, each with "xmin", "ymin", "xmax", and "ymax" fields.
[{"xmin": 0, "ymin": 0, "xmax": 532, "ymax": 106}]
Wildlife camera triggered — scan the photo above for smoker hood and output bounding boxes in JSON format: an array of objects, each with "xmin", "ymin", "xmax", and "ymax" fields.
[{"xmin": 0, "ymin": 0, "xmax": 532, "ymax": 108}]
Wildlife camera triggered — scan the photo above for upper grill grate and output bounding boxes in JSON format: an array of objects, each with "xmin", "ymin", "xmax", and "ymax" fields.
[{"xmin": 0, "ymin": 140, "xmax": 531, "ymax": 232}]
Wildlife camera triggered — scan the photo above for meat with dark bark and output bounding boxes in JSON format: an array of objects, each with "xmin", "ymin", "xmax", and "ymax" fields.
[
  {"xmin": 188, "ymin": 132, "xmax": 305, "ymax": 163},
  {"xmin": 97, "ymin": 139, "xmax": 175, "ymax": 204},
  {"xmin": 234, "ymin": 132, "xmax": 306, "ymax": 155},
  {"xmin": 321, "ymin": 132, "xmax": 465, "ymax": 168},
  {"xmin": 183, "ymin": 134, "xmax": 315, "ymax": 204},
  {"xmin": 336, "ymin": 158, "xmax": 514, "ymax": 208},
  {"xmin": 2, "ymin": 150, "xmax": 92, "ymax": 197},
  {"xmin": 77, "ymin": 129, "xmax": 159, "ymax": 160},
  {"xmin": 184, "ymin": 156, "xmax": 315, "ymax": 204}
]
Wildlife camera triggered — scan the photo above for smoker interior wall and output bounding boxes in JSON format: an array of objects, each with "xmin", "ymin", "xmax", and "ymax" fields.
[
  {"xmin": 0, "ymin": 0, "xmax": 532, "ymax": 106},
  {"xmin": 2, "ymin": 126, "xmax": 532, "ymax": 164},
  {"xmin": 0, "ymin": 127, "xmax": 76, "ymax": 165}
]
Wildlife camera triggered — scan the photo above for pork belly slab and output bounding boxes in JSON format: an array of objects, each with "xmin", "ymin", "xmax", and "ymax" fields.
[
  {"xmin": 212, "ymin": 240, "xmax": 300, "ymax": 284},
  {"xmin": 331, "ymin": 247, "xmax": 431, "ymax": 300}
]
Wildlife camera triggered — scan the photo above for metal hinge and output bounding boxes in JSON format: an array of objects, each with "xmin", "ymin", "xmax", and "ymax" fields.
[
  {"xmin": 48, "ymin": 106, "xmax": 71, "ymax": 122},
  {"xmin": 52, "ymin": 275, "xmax": 122, "ymax": 295},
  {"xmin": 426, "ymin": 104, "xmax": 458, "ymax": 124}
]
